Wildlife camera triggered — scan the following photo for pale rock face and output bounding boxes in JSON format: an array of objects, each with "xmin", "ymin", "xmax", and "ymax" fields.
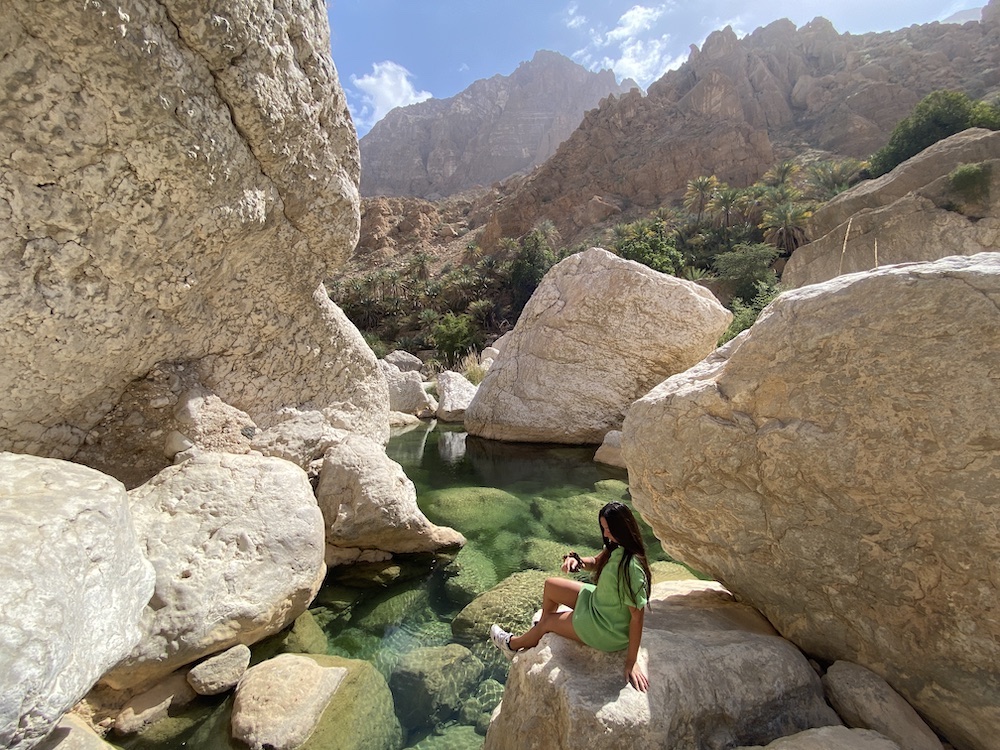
[
  {"xmin": 822, "ymin": 662, "xmax": 943, "ymax": 750},
  {"xmin": 0, "ymin": 454, "xmax": 155, "ymax": 750},
  {"xmin": 735, "ymin": 726, "xmax": 901, "ymax": 749},
  {"xmin": 384, "ymin": 350, "xmax": 424, "ymax": 373},
  {"xmin": 34, "ymin": 714, "xmax": 119, "ymax": 750},
  {"xmin": 102, "ymin": 454, "xmax": 326, "ymax": 690},
  {"xmin": 623, "ymin": 254, "xmax": 1000, "ymax": 750},
  {"xmin": 594, "ymin": 430, "xmax": 625, "ymax": 468},
  {"xmin": 112, "ymin": 672, "xmax": 196, "ymax": 736},
  {"xmin": 435, "ymin": 371, "xmax": 479, "ymax": 423},
  {"xmin": 231, "ymin": 654, "xmax": 347, "ymax": 750},
  {"xmin": 251, "ymin": 411, "xmax": 384, "ymax": 471},
  {"xmin": 785, "ymin": 129, "xmax": 1000, "ymax": 288},
  {"xmin": 379, "ymin": 360, "xmax": 437, "ymax": 417},
  {"xmin": 187, "ymin": 644, "xmax": 253, "ymax": 696},
  {"xmin": 316, "ymin": 432, "xmax": 465, "ymax": 564},
  {"xmin": 0, "ymin": 1, "xmax": 386, "ymax": 464},
  {"xmin": 465, "ymin": 248, "xmax": 732, "ymax": 443},
  {"xmin": 485, "ymin": 581, "xmax": 840, "ymax": 749}
]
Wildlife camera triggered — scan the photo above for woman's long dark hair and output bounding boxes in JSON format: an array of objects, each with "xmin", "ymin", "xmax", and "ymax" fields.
[{"xmin": 593, "ymin": 501, "xmax": 652, "ymax": 609}]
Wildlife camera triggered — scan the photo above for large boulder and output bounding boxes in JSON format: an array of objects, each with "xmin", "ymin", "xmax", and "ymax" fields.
[
  {"xmin": 0, "ymin": 1, "xmax": 386, "ymax": 475},
  {"xmin": 435, "ymin": 371, "xmax": 478, "ymax": 423},
  {"xmin": 623, "ymin": 254, "xmax": 1000, "ymax": 750},
  {"xmin": 315, "ymin": 431, "xmax": 465, "ymax": 565},
  {"xmin": 231, "ymin": 654, "xmax": 403, "ymax": 750},
  {"xmin": 484, "ymin": 580, "xmax": 840, "ymax": 749},
  {"xmin": 0, "ymin": 454, "xmax": 155, "ymax": 750},
  {"xmin": 102, "ymin": 453, "xmax": 326, "ymax": 689},
  {"xmin": 379, "ymin": 361, "xmax": 437, "ymax": 417},
  {"xmin": 784, "ymin": 129, "xmax": 1000, "ymax": 288},
  {"xmin": 231, "ymin": 654, "xmax": 347, "ymax": 750},
  {"xmin": 465, "ymin": 248, "xmax": 731, "ymax": 443},
  {"xmin": 822, "ymin": 662, "xmax": 942, "ymax": 750}
]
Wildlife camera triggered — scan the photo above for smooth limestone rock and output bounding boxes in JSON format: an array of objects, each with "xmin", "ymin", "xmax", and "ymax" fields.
[
  {"xmin": 113, "ymin": 671, "xmax": 197, "ymax": 736},
  {"xmin": 465, "ymin": 248, "xmax": 731, "ymax": 443},
  {"xmin": 0, "ymin": 454, "xmax": 155, "ymax": 750},
  {"xmin": 34, "ymin": 714, "xmax": 119, "ymax": 750},
  {"xmin": 379, "ymin": 361, "xmax": 437, "ymax": 417},
  {"xmin": 785, "ymin": 129, "xmax": 1000, "ymax": 289},
  {"xmin": 485, "ymin": 581, "xmax": 840, "ymax": 750},
  {"xmin": 102, "ymin": 453, "xmax": 326, "ymax": 690},
  {"xmin": 735, "ymin": 726, "xmax": 901, "ymax": 749},
  {"xmin": 822, "ymin": 662, "xmax": 943, "ymax": 750},
  {"xmin": 187, "ymin": 644, "xmax": 253, "ymax": 696},
  {"xmin": 594, "ymin": 430, "xmax": 625, "ymax": 467},
  {"xmin": 316, "ymin": 431, "xmax": 464, "ymax": 565},
  {"xmin": 231, "ymin": 654, "xmax": 347, "ymax": 750},
  {"xmin": 0, "ymin": 1, "xmax": 385, "ymax": 473},
  {"xmin": 237, "ymin": 654, "xmax": 403, "ymax": 750},
  {"xmin": 384, "ymin": 350, "xmax": 423, "ymax": 372},
  {"xmin": 435, "ymin": 371, "xmax": 478, "ymax": 423},
  {"xmin": 623, "ymin": 254, "xmax": 1000, "ymax": 750}
]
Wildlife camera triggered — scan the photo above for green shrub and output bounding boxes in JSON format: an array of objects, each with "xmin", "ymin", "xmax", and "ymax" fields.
[
  {"xmin": 948, "ymin": 162, "xmax": 992, "ymax": 203},
  {"xmin": 362, "ymin": 332, "xmax": 388, "ymax": 359},
  {"xmin": 869, "ymin": 91, "xmax": 1000, "ymax": 177},
  {"xmin": 712, "ymin": 243, "xmax": 779, "ymax": 301},
  {"xmin": 719, "ymin": 281, "xmax": 780, "ymax": 345},
  {"xmin": 431, "ymin": 314, "xmax": 482, "ymax": 368}
]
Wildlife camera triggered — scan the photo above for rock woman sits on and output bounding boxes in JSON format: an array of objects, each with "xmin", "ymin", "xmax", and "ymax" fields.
[{"xmin": 489, "ymin": 501, "xmax": 652, "ymax": 692}]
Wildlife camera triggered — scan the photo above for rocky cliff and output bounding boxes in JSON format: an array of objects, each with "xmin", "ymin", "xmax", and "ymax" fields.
[
  {"xmin": 477, "ymin": 9, "xmax": 1000, "ymax": 250},
  {"xmin": 359, "ymin": 50, "xmax": 635, "ymax": 199},
  {"xmin": 0, "ymin": 0, "xmax": 386, "ymax": 477}
]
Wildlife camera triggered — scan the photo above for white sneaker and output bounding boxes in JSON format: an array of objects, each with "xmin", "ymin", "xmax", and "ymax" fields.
[{"xmin": 489, "ymin": 624, "xmax": 516, "ymax": 660}]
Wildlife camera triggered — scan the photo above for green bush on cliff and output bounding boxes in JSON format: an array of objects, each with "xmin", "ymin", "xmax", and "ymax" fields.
[
  {"xmin": 948, "ymin": 161, "xmax": 992, "ymax": 203},
  {"xmin": 869, "ymin": 90, "xmax": 1000, "ymax": 177}
]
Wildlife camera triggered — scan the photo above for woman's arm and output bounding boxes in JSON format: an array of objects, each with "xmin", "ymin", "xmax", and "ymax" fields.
[{"xmin": 625, "ymin": 606, "xmax": 648, "ymax": 692}]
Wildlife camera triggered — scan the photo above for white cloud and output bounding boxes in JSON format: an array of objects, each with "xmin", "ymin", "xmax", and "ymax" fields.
[
  {"xmin": 566, "ymin": 3, "xmax": 588, "ymax": 29},
  {"xmin": 574, "ymin": 4, "xmax": 683, "ymax": 87},
  {"xmin": 605, "ymin": 5, "xmax": 666, "ymax": 44},
  {"xmin": 350, "ymin": 61, "xmax": 432, "ymax": 132}
]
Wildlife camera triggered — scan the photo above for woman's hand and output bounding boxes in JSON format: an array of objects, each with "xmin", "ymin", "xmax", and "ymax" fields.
[
  {"xmin": 626, "ymin": 660, "xmax": 649, "ymax": 692},
  {"xmin": 561, "ymin": 551, "xmax": 581, "ymax": 573}
]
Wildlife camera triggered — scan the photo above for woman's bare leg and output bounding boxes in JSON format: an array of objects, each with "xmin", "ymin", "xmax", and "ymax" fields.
[{"xmin": 509, "ymin": 577, "xmax": 583, "ymax": 651}]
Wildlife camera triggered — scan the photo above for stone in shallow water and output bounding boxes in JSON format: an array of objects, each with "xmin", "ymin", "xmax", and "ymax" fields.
[
  {"xmin": 444, "ymin": 545, "xmax": 500, "ymax": 606},
  {"xmin": 451, "ymin": 570, "xmax": 549, "ymax": 643},
  {"xmin": 388, "ymin": 644, "xmax": 484, "ymax": 730}
]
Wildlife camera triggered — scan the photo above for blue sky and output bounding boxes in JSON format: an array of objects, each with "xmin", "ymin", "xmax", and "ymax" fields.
[{"xmin": 328, "ymin": 1, "xmax": 985, "ymax": 136}]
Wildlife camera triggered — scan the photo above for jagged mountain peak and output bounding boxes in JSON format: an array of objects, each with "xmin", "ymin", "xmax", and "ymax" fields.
[{"xmin": 358, "ymin": 51, "xmax": 635, "ymax": 199}]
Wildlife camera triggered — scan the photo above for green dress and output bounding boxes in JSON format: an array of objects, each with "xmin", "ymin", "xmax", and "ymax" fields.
[{"xmin": 572, "ymin": 547, "xmax": 648, "ymax": 652}]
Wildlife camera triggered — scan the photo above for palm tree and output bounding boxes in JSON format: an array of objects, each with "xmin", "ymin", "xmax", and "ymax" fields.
[
  {"xmin": 683, "ymin": 175, "xmax": 720, "ymax": 224},
  {"xmin": 406, "ymin": 252, "xmax": 433, "ymax": 281},
  {"xmin": 762, "ymin": 160, "xmax": 801, "ymax": 187},
  {"xmin": 761, "ymin": 202, "xmax": 813, "ymax": 256},
  {"xmin": 708, "ymin": 186, "xmax": 741, "ymax": 229},
  {"xmin": 805, "ymin": 158, "xmax": 867, "ymax": 200}
]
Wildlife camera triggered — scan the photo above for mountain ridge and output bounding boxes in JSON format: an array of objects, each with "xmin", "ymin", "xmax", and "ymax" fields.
[{"xmin": 359, "ymin": 50, "xmax": 636, "ymax": 199}]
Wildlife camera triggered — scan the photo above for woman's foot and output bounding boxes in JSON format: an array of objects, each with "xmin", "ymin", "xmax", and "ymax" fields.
[{"xmin": 489, "ymin": 624, "xmax": 517, "ymax": 660}]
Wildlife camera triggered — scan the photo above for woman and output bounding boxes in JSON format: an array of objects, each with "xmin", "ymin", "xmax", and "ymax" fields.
[{"xmin": 489, "ymin": 501, "xmax": 652, "ymax": 692}]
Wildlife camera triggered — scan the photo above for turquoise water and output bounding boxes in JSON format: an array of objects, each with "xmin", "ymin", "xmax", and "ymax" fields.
[{"xmin": 113, "ymin": 422, "xmax": 674, "ymax": 750}]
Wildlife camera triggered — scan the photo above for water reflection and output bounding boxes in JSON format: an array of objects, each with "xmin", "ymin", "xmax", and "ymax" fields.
[{"xmin": 437, "ymin": 430, "xmax": 468, "ymax": 465}]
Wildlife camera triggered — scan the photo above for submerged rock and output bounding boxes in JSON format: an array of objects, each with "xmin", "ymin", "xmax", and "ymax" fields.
[
  {"xmin": 389, "ymin": 644, "xmax": 484, "ymax": 730},
  {"xmin": 735, "ymin": 726, "xmax": 901, "ymax": 749},
  {"xmin": 231, "ymin": 654, "xmax": 347, "ymax": 750},
  {"xmin": 452, "ymin": 571, "xmax": 549, "ymax": 642},
  {"xmin": 624, "ymin": 254, "xmax": 1000, "ymax": 750},
  {"xmin": 0, "ymin": 454, "xmax": 154, "ymax": 750},
  {"xmin": 485, "ymin": 581, "xmax": 840, "ymax": 749},
  {"xmin": 465, "ymin": 247, "xmax": 732, "ymax": 443}
]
